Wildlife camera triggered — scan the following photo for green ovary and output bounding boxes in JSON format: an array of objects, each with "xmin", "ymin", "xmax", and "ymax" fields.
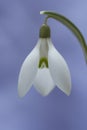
[{"xmin": 38, "ymin": 57, "xmax": 48, "ymax": 68}]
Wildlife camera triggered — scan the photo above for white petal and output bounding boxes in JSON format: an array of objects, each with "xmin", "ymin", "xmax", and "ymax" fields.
[
  {"xmin": 34, "ymin": 68, "xmax": 55, "ymax": 96},
  {"xmin": 39, "ymin": 38, "xmax": 48, "ymax": 58},
  {"xmin": 48, "ymin": 39, "xmax": 71, "ymax": 96},
  {"xmin": 18, "ymin": 42, "xmax": 40, "ymax": 97}
]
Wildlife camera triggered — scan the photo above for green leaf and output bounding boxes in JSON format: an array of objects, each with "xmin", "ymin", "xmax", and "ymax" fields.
[{"xmin": 40, "ymin": 11, "xmax": 87, "ymax": 63}]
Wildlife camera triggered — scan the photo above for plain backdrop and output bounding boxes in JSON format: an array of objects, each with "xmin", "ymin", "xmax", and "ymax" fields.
[{"xmin": 0, "ymin": 0, "xmax": 87, "ymax": 130}]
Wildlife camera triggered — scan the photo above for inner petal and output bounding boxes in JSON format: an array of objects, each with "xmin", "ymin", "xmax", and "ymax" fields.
[
  {"xmin": 39, "ymin": 38, "xmax": 49, "ymax": 68},
  {"xmin": 39, "ymin": 38, "xmax": 48, "ymax": 58}
]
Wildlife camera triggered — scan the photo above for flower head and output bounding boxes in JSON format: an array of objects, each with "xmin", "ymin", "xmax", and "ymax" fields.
[{"xmin": 18, "ymin": 24, "xmax": 71, "ymax": 97}]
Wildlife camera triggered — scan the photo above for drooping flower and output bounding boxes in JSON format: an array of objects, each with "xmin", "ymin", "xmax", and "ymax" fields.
[{"xmin": 18, "ymin": 24, "xmax": 71, "ymax": 97}]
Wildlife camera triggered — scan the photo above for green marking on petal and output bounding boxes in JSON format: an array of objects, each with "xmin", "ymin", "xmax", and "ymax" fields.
[
  {"xmin": 40, "ymin": 10, "xmax": 87, "ymax": 63},
  {"xmin": 39, "ymin": 57, "xmax": 48, "ymax": 68}
]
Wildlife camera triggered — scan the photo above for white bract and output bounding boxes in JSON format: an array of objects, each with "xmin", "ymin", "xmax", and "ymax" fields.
[{"xmin": 18, "ymin": 24, "xmax": 71, "ymax": 97}]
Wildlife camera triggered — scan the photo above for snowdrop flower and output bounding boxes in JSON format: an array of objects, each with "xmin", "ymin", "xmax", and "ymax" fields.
[
  {"xmin": 18, "ymin": 11, "xmax": 87, "ymax": 98},
  {"xmin": 18, "ymin": 24, "xmax": 71, "ymax": 97}
]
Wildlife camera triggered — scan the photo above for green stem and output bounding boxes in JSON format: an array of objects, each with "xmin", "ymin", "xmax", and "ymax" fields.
[{"xmin": 40, "ymin": 11, "xmax": 87, "ymax": 63}]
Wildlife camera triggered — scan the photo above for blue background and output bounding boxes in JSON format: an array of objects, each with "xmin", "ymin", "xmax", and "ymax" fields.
[{"xmin": 0, "ymin": 0, "xmax": 87, "ymax": 130}]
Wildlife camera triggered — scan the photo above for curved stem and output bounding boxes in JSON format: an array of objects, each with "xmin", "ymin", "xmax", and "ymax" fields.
[
  {"xmin": 40, "ymin": 11, "xmax": 87, "ymax": 63},
  {"xmin": 44, "ymin": 16, "xmax": 49, "ymax": 24}
]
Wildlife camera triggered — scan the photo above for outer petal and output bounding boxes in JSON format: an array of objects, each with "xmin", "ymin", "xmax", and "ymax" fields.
[
  {"xmin": 33, "ymin": 68, "xmax": 55, "ymax": 96},
  {"xmin": 48, "ymin": 39, "xmax": 71, "ymax": 96},
  {"xmin": 18, "ymin": 42, "xmax": 40, "ymax": 97}
]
